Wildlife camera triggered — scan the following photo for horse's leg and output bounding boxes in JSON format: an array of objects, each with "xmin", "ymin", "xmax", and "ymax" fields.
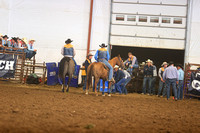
[
  {"xmin": 102, "ymin": 81, "xmax": 105, "ymax": 96},
  {"xmin": 94, "ymin": 78, "xmax": 100, "ymax": 96},
  {"xmin": 62, "ymin": 76, "xmax": 65, "ymax": 92},
  {"xmin": 66, "ymin": 74, "xmax": 72, "ymax": 92},
  {"xmin": 108, "ymin": 82, "xmax": 112, "ymax": 97}
]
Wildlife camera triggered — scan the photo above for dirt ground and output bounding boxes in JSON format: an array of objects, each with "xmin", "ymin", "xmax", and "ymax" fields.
[{"xmin": 0, "ymin": 81, "xmax": 200, "ymax": 133}]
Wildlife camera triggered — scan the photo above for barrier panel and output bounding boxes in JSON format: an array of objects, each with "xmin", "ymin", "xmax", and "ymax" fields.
[
  {"xmin": 46, "ymin": 62, "xmax": 58, "ymax": 85},
  {"xmin": 46, "ymin": 62, "xmax": 80, "ymax": 87},
  {"xmin": 96, "ymin": 79, "xmax": 109, "ymax": 92}
]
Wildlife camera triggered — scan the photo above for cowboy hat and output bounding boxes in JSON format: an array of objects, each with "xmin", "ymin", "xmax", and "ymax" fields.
[
  {"xmin": 161, "ymin": 62, "xmax": 168, "ymax": 66},
  {"xmin": 146, "ymin": 59, "xmax": 152, "ymax": 63},
  {"xmin": 65, "ymin": 39, "xmax": 73, "ymax": 44},
  {"xmin": 29, "ymin": 39, "xmax": 35, "ymax": 42},
  {"xmin": 99, "ymin": 43, "xmax": 107, "ymax": 48},
  {"xmin": 22, "ymin": 38, "xmax": 28, "ymax": 44},
  {"xmin": 177, "ymin": 64, "xmax": 183, "ymax": 69},
  {"xmin": 87, "ymin": 53, "xmax": 93, "ymax": 56},
  {"xmin": 3, "ymin": 35, "xmax": 9, "ymax": 39},
  {"xmin": 0, "ymin": 33, "xmax": 3, "ymax": 37},
  {"xmin": 11, "ymin": 37, "xmax": 18, "ymax": 43},
  {"xmin": 140, "ymin": 62, "xmax": 146, "ymax": 66},
  {"xmin": 114, "ymin": 65, "xmax": 119, "ymax": 68}
]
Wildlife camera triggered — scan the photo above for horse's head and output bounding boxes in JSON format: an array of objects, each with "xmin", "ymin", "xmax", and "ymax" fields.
[{"xmin": 116, "ymin": 55, "xmax": 125, "ymax": 69}]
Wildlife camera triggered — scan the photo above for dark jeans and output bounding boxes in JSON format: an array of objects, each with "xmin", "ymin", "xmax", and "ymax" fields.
[
  {"xmin": 122, "ymin": 77, "xmax": 131, "ymax": 94},
  {"xmin": 177, "ymin": 80, "xmax": 184, "ymax": 100},
  {"xmin": 115, "ymin": 78, "xmax": 126, "ymax": 94},
  {"xmin": 142, "ymin": 77, "xmax": 152, "ymax": 94},
  {"xmin": 151, "ymin": 77, "xmax": 156, "ymax": 95},
  {"xmin": 158, "ymin": 79, "xmax": 166, "ymax": 96},
  {"xmin": 81, "ymin": 76, "xmax": 86, "ymax": 85},
  {"xmin": 166, "ymin": 78, "xmax": 177, "ymax": 99}
]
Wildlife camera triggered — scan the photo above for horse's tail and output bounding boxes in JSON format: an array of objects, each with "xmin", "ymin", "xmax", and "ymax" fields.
[
  {"xmin": 86, "ymin": 64, "xmax": 94, "ymax": 89},
  {"xmin": 58, "ymin": 57, "xmax": 70, "ymax": 78}
]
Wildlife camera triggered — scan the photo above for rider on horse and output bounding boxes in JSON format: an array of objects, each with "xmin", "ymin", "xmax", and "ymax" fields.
[
  {"xmin": 124, "ymin": 52, "xmax": 139, "ymax": 76},
  {"xmin": 94, "ymin": 43, "xmax": 115, "ymax": 82},
  {"xmin": 61, "ymin": 38, "xmax": 77, "ymax": 78}
]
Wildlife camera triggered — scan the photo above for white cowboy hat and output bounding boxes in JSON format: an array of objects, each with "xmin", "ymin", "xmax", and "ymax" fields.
[
  {"xmin": 22, "ymin": 38, "xmax": 28, "ymax": 44},
  {"xmin": 161, "ymin": 62, "xmax": 168, "ymax": 66},
  {"xmin": 140, "ymin": 62, "xmax": 146, "ymax": 65},
  {"xmin": 29, "ymin": 39, "xmax": 35, "ymax": 42},
  {"xmin": 114, "ymin": 65, "xmax": 119, "ymax": 68},
  {"xmin": 146, "ymin": 59, "xmax": 152, "ymax": 63},
  {"xmin": 0, "ymin": 33, "xmax": 3, "ymax": 37}
]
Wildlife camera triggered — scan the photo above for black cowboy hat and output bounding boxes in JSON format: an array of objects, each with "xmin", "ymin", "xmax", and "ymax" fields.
[
  {"xmin": 65, "ymin": 39, "xmax": 73, "ymax": 44},
  {"xmin": 177, "ymin": 64, "xmax": 183, "ymax": 69},
  {"xmin": 11, "ymin": 37, "xmax": 18, "ymax": 43},
  {"xmin": 3, "ymin": 35, "xmax": 9, "ymax": 39},
  {"xmin": 99, "ymin": 43, "xmax": 107, "ymax": 48}
]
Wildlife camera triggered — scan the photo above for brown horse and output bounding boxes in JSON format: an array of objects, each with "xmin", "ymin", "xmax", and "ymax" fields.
[{"xmin": 86, "ymin": 55, "xmax": 124, "ymax": 96}]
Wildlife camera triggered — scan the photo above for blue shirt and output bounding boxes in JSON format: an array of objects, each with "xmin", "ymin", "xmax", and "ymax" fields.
[
  {"xmin": 27, "ymin": 43, "xmax": 34, "ymax": 51},
  {"xmin": 2, "ymin": 40, "xmax": 10, "ymax": 47},
  {"xmin": 114, "ymin": 70, "xmax": 125, "ymax": 83},
  {"xmin": 163, "ymin": 65, "xmax": 179, "ymax": 81},
  {"xmin": 178, "ymin": 69, "xmax": 184, "ymax": 81},
  {"xmin": 94, "ymin": 48, "xmax": 110, "ymax": 61}
]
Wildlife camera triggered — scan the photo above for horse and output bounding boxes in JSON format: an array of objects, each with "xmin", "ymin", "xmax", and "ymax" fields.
[
  {"xmin": 58, "ymin": 57, "xmax": 75, "ymax": 92},
  {"xmin": 86, "ymin": 55, "xmax": 124, "ymax": 96}
]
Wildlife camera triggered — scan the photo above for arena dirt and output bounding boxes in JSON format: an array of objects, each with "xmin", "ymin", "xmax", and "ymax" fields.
[{"xmin": 0, "ymin": 81, "xmax": 200, "ymax": 133}]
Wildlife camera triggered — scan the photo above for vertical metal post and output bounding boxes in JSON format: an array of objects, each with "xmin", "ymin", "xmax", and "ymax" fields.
[
  {"xmin": 86, "ymin": 0, "xmax": 94, "ymax": 55},
  {"xmin": 184, "ymin": 0, "xmax": 193, "ymax": 66},
  {"xmin": 108, "ymin": 0, "xmax": 113, "ymax": 56}
]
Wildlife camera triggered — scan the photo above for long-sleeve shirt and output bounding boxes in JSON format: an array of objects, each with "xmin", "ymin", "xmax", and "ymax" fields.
[
  {"xmin": 27, "ymin": 43, "xmax": 35, "ymax": 51},
  {"xmin": 158, "ymin": 67, "xmax": 165, "ymax": 79},
  {"xmin": 178, "ymin": 69, "xmax": 184, "ymax": 81},
  {"xmin": 84, "ymin": 59, "xmax": 92, "ymax": 73},
  {"xmin": 143, "ymin": 65, "xmax": 154, "ymax": 76},
  {"xmin": 124, "ymin": 56, "xmax": 137, "ymax": 67},
  {"xmin": 61, "ymin": 45, "xmax": 76, "ymax": 57},
  {"xmin": 114, "ymin": 70, "xmax": 125, "ymax": 83},
  {"xmin": 2, "ymin": 40, "xmax": 10, "ymax": 47},
  {"xmin": 94, "ymin": 48, "xmax": 110, "ymax": 61},
  {"xmin": 163, "ymin": 65, "xmax": 179, "ymax": 81},
  {"xmin": 153, "ymin": 65, "xmax": 157, "ymax": 77},
  {"xmin": 123, "ymin": 70, "xmax": 131, "ymax": 79}
]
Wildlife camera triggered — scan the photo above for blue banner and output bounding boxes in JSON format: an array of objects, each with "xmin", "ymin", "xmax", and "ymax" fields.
[{"xmin": 0, "ymin": 54, "xmax": 17, "ymax": 78}]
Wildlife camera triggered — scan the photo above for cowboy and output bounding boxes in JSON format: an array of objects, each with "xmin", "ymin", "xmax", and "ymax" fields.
[
  {"xmin": 163, "ymin": 61, "xmax": 179, "ymax": 101},
  {"xmin": 176, "ymin": 64, "xmax": 184, "ymax": 100},
  {"xmin": 142, "ymin": 59, "xmax": 154, "ymax": 95},
  {"xmin": 21, "ymin": 38, "xmax": 28, "ymax": 49},
  {"xmin": 121, "ymin": 69, "xmax": 131, "ymax": 95},
  {"xmin": 112, "ymin": 65, "xmax": 125, "ymax": 94},
  {"xmin": 124, "ymin": 52, "xmax": 139, "ymax": 76},
  {"xmin": 61, "ymin": 38, "xmax": 77, "ymax": 78},
  {"xmin": 2, "ymin": 35, "xmax": 10, "ymax": 47},
  {"xmin": 83, "ymin": 53, "xmax": 93, "ymax": 90},
  {"xmin": 157, "ymin": 62, "xmax": 168, "ymax": 97},
  {"xmin": 26, "ymin": 39, "xmax": 37, "ymax": 59},
  {"xmin": 94, "ymin": 43, "xmax": 114, "ymax": 82},
  {"xmin": 10, "ymin": 37, "xmax": 18, "ymax": 48}
]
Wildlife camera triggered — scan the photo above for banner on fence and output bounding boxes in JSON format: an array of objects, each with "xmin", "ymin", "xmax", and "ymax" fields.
[{"xmin": 0, "ymin": 54, "xmax": 17, "ymax": 78}]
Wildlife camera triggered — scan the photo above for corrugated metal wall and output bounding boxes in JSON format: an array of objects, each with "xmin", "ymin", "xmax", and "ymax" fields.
[{"xmin": 109, "ymin": 0, "xmax": 188, "ymax": 50}]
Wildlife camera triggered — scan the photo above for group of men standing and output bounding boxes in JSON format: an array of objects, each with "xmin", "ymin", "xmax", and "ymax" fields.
[
  {"xmin": 142, "ymin": 60, "xmax": 184, "ymax": 101},
  {"xmin": 0, "ymin": 34, "xmax": 37, "ymax": 59},
  {"xmin": 61, "ymin": 38, "xmax": 185, "ymax": 100}
]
